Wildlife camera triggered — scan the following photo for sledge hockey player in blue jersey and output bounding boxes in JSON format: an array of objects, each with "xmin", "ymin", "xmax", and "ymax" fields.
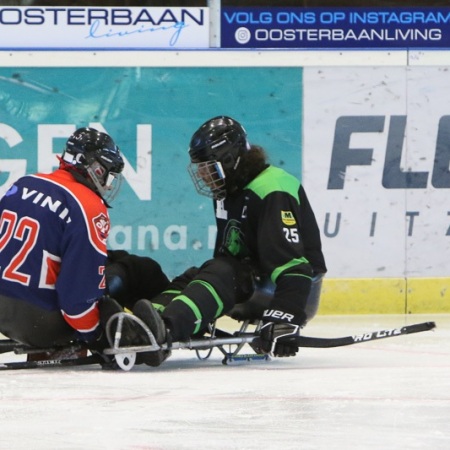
[
  {"xmin": 132, "ymin": 116, "xmax": 327, "ymax": 366},
  {"xmin": 0, "ymin": 127, "xmax": 168, "ymax": 354}
]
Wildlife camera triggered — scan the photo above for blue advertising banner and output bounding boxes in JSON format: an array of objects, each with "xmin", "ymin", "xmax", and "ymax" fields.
[
  {"xmin": 221, "ymin": 7, "xmax": 450, "ymax": 49},
  {"xmin": 0, "ymin": 66, "xmax": 302, "ymax": 278}
]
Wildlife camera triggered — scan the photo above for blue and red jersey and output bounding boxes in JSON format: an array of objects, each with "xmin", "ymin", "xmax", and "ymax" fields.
[{"xmin": 0, "ymin": 169, "xmax": 109, "ymax": 342}]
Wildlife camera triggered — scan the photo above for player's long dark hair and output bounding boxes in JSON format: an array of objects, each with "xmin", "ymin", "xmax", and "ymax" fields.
[{"xmin": 230, "ymin": 144, "xmax": 268, "ymax": 194}]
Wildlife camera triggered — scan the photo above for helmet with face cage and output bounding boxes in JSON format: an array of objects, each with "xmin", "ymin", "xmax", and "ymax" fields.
[
  {"xmin": 188, "ymin": 116, "xmax": 250, "ymax": 200},
  {"xmin": 61, "ymin": 127, "xmax": 124, "ymax": 203}
]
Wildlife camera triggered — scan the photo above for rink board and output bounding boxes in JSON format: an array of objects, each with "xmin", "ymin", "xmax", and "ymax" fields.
[{"xmin": 0, "ymin": 50, "xmax": 448, "ymax": 313}]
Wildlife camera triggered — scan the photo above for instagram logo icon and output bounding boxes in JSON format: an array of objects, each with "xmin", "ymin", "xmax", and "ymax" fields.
[{"xmin": 235, "ymin": 27, "xmax": 251, "ymax": 44}]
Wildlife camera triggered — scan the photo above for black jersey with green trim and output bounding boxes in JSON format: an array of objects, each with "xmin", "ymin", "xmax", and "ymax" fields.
[{"xmin": 213, "ymin": 165, "xmax": 326, "ymax": 314}]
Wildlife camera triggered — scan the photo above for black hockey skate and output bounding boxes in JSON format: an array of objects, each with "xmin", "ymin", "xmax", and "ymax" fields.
[
  {"xmin": 100, "ymin": 297, "xmax": 147, "ymax": 347},
  {"xmin": 132, "ymin": 299, "xmax": 171, "ymax": 367}
]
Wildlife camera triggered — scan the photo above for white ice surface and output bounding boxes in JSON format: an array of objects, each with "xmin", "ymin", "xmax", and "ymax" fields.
[{"xmin": 0, "ymin": 314, "xmax": 449, "ymax": 450}]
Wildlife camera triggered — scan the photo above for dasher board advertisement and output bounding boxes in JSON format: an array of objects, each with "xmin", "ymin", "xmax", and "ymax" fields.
[
  {"xmin": 221, "ymin": 7, "xmax": 450, "ymax": 49},
  {"xmin": 0, "ymin": 7, "xmax": 209, "ymax": 49},
  {"xmin": 303, "ymin": 66, "xmax": 450, "ymax": 279}
]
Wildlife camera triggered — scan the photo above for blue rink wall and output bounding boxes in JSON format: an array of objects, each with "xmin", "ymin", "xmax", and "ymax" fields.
[{"xmin": 0, "ymin": 65, "xmax": 302, "ymax": 277}]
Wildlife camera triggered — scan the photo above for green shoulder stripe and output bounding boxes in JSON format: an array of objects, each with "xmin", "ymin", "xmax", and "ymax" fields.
[{"xmin": 245, "ymin": 166, "xmax": 300, "ymax": 203}]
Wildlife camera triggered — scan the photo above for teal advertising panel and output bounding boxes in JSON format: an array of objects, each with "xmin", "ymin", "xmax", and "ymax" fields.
[{"xmin": 0, "ymin": 67, "xmax": 302, "ymax": 278}]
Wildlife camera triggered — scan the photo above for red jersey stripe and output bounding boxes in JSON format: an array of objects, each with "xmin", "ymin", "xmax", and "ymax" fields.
[{"xmin": 62, "ymin": 301, "xmax": 100, "ymax": 332}]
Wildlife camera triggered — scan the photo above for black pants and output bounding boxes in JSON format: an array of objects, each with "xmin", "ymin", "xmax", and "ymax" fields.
[
  {"xmin": 106, "ymin": 250, "xmax": 170, "ymax": 310},
  {"xmin": 0, "ymin": 294, "xmax": 76, "ymax": 347},
  {"xmin": 151, "ymin": 256, "xmax": 254, "ymax": 341}
]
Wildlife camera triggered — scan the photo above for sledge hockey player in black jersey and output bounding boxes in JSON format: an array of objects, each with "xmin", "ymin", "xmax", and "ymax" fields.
[
  {"xmin": 132, "ymin": 116, "xmax": 327, "ymax": 366},
  {"xmin": 0, "ymin": 127, "xmax": 168, "ymax": 358}
]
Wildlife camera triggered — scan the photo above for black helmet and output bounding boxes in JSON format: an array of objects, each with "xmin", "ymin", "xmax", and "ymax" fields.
[
  {"xmin": 188, "ymin": 116, "xmax": 250, "ymax": 199},
  {"xmin": 61, "ymin": 127, "xmax": 124, "ymax": 203}
]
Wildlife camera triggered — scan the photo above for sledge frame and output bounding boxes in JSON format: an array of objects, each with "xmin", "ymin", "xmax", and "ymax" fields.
[{"xmin": 103, "ymin": 312, "xmax": 270, "ymax": 370}]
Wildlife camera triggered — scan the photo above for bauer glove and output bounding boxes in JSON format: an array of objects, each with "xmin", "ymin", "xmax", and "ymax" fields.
[{"xmin": 260, "ymin": 309, "xmax": 303, "ymax": 357}]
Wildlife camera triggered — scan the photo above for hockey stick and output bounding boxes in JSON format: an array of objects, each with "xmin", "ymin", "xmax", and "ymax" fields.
[
  {"xmin": 292, "ymin": 321, "xmax": 436, "ymax": 348},
  {"xmin": 0, "ymin": 340, "xmax": 84, "ymax": 355},
  {"xmin": 0, "ymin": 353, "xmax": 105, "ymax": 371},
  {"xmin": 0, "ymin": 340, "xmax": 110, "ymax": 371},
  {"xmin": 0, "ymin": 339, "xmax": 90, "ymax": 357},
  {"xmin": 185, "ymin": 320, "xmax": 437, "ymax": 350},
  {"xmin": 0, "ymin": 339, "xmax": 20, "ymax": 354}
]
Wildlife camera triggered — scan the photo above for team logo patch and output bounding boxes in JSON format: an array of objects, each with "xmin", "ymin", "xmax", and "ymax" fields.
[
  {"xmin": 281, "ymin": 210, "xmax": 296, "ymax": 226},
  {"xmin": 92, "ymin": 213, "xmax": 110, "ymax": 242}
]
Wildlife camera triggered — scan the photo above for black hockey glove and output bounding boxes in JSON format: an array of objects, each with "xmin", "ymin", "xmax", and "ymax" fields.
[{"xmin": 260, "ymin": 309, "xmax": 302, "ymax": 357}]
